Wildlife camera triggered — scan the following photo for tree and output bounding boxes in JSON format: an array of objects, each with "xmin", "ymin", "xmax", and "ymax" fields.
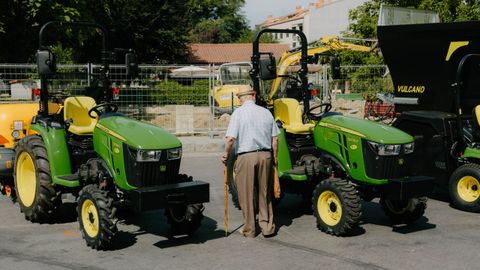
[
  {"xmin": 0, "ymin": 0, "xmax": 84, "ymax": 62},
  {"xmin": 0, "ymin": 0, "xmax": 250, "ymax": 63},
  {"xmin": 188, "ymin": 0, "xmax": 249, "ymax": 43},
  {"xmin": 347, "ymin": 0, "xmax": 480, "ymax": 39},
  {"xmin": 235, "ymin": 25, "xmax": 277, "ymax": 43}
]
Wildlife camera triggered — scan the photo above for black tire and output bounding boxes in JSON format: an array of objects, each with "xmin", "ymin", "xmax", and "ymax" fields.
[
  {"xmin": 165, "ymin": 204, "xmax": 204, "ymax": 235},
  {"xmin": 380, "ymin": 197, "xmax": 427, "ymax": 224},
  {"xmin": 77, "ymin": 184, "xmax": 117, "ymax": 250},
  {"xmin": 449, "ymin": 163, "xmax": 480, "ymax": 212},
  {"xmin": 312, "ymin": 178, "xmax": 361, "ymax": 236},
  {"xmin": 14, "ymin": 135, "xmax": 59, "ymax": 223}
]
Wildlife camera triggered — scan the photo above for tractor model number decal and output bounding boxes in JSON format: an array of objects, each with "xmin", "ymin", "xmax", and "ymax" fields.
[{"xmin": 397, "ymin": 85, "xmax": 425, "ymax": 93}]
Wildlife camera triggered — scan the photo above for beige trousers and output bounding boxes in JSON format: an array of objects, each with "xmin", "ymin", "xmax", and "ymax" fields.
[{"xmin": 235, "ymin": 151, "xmax": 275, "ymax": 237}]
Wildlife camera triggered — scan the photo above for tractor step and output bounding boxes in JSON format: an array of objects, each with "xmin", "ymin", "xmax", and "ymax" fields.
[{"xmin": 57, "ymin": 174, "xmax": 79, "ymax": 181}]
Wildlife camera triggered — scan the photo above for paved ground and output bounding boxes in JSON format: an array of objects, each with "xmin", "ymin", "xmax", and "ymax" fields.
[{"xmin": 0, "ymin": 154, "xmax": 479, "ymax": 270}]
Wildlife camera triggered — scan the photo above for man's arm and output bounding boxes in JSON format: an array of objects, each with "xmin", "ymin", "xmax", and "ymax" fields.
[
  {"xmin": 222, "ymin": 136, "xmax": 235, "ymax": 164},
  {"xmin": 271, "ymin": 136, "xmax": 278, "ymax": 166}
]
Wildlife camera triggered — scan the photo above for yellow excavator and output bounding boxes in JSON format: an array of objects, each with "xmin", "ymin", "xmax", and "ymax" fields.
[
  {"xmin": 268, "ymin": 36, "xmax": 372, "ymax": 103},
  {"xmin": 210, "ymin": 36, "xmax": 372, "ymax": 112}
]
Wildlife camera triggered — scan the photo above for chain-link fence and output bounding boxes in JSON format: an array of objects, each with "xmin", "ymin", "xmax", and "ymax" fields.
[{"xmin": 0, "ymin": 63, "xmax": 392, "ymax": 134}]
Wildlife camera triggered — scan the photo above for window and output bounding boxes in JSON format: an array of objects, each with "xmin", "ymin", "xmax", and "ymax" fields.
[
  {"xmin": 299, "ymin": 24, "xmax": 303, "ymax": 32},
  {"xmin": 292, "ymin": 26, "xmax": 296, "ymax": 30},
  {"xmin": 274, "ymin": 33, "xmax": 277, "ymax": 39},
  {"xmin": 286, "ymin": 33, "xmax": 289, "ymax": 37},
  {"xmin": 280, "ymin": 33, "xmax": 283, "ymax": 39},
  {"xmin": 292, "ymin": 42, "xmax": 296, "ymax": 48}
]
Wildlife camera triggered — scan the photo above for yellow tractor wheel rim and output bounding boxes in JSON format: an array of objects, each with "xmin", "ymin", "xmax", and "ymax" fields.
[
  {"xmin": 81, "ymin": 199, "xmax": 100, "ymax": 238},
  {"xmin": 318, "ymin": 190, "xmax": 342, "ymax": 226},
  {"xmin": 457, "ymin": 176, "xmax": 480, "ymax": 203},
  {"xmin": 15, "ymin": 152, "xmax": 36, "ymax": 207}
]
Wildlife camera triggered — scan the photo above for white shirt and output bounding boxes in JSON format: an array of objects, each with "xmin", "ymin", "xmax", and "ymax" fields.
[{"xmin": 225, "ymin": 100, "xmax": 280, "ymax": 154}]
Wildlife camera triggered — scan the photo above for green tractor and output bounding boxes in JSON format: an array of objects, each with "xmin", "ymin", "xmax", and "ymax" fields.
[
  {"xmin": 13, "ymin": 21, "xmax": 209, "ymax": 250},
  {"xmin": 227, "ymin": 29, "xmax": 434, "ymax": 235}
]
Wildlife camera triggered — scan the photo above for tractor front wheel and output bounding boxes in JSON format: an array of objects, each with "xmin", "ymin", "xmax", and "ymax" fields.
[
  {"xmin": 77, "ymin": 185, "xmax": 117, "ymax": 250},
  {"xmin": 380, "ymin": 197, "xmax": 427, "ymax": 224},
  {"xmin": 14, "ymin": 135, "xmax": 59, "ymax": 223},
  {"xmin": 449, "ymin": 163, "xmax": 480, "ymax": 212},
  {"xmin": 312, "ymin": 178, "xmax": 361, "ymax": 236},
  {"xmin": 165, "ymin": 204, "xmax": 204, "ymax": 235}
]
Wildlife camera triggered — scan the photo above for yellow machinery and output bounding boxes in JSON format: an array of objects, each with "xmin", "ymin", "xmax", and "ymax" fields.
[
  {"xmin": 268, "ymin": 36, "xmax": 372, "ymax": 103},
  {"xmin": 211, "ymin": 37, "xmax": 372, "ymax": 113},
  {"xmin": 0, "ymin": 102, "xmax": 61, "ymax": 198},
  {"xmin": 211, "ymin": 62, "xmax": 252, "ymax": 113}
]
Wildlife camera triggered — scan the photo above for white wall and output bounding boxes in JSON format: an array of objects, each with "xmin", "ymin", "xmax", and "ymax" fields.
[{"xmin": 308, "ymin": 0, "xmax": 368, "ymax": 40}]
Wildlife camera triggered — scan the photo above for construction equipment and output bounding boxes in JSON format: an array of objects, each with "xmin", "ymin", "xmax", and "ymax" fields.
[
  {"xmin": 227, "ymin": 29, "xmax": 434, "ymax": 236},
  {"xmin": 378, "ymin": 20, "xmax": 480, "ymax": 212},
  {"xmin": 211, "ymin": 37, "xmax": 372, "ymax": 113},
  {"xmin": 211, "ymin": 62, "xmax": 252, "ymax": 114},
  {"xmin": 13, "ymin": 21, "xmax": 209, "ymax": 250},
  {"xmin": 0, "ymin": 103, "xmax": 39, "ymax": 200}
]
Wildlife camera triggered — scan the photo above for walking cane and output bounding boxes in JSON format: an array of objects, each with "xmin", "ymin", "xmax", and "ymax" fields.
[{"xmin": 224, "ymin": 165, "xmax": 229, "ymax": 236}]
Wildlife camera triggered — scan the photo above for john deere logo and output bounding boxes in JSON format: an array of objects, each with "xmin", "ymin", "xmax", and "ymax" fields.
[
  {"xmin": 350, "ymin": 144, "xmax": 357, "ymax": 150},
  {"xmin": 398, "ymin": 159, "xmax": 404, "ymax": 165}
]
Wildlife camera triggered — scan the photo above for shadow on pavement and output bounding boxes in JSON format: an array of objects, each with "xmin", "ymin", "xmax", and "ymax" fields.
[
  {"xmin": 361, "ymin": 201, "xmax": 436, "ymax": 234},
  {"xmin": 109, "ymin": 209, "xmax": 223, "ymax": 250}
]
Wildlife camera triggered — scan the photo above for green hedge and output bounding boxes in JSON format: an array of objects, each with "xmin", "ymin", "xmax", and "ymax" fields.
[{"xmin": 152, "ymin": 80, "xmax": 209, "ymax": 106}]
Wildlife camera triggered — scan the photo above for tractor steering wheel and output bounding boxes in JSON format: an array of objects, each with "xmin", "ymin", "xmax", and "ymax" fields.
[
  {"xmin": 88, "ymin": 103, "xmax": 118, "ymax": 118},
  {"xmin": 306, "ymin": 103, "xmax": 332, "ymax": 120}
]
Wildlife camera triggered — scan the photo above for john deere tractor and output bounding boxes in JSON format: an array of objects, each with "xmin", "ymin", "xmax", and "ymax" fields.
[
  {"xmin": 13, "ymin": 21, "xmax": 209, "ymax": 250},
  {"xmin": 227, "ymin": 29, "xmax": 434, "ymax": 235}
]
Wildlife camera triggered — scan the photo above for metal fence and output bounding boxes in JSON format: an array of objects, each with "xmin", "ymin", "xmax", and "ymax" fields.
[{"xmin": 0, "ymin": 63, "xmax": 392, "ymax": 135}]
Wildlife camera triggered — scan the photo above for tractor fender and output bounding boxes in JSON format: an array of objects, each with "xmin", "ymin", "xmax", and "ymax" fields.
[
  {"xmin": 321, "ymin": 152, "xmax": 348, "ymax": 177},
  {"xmin": 29, "ymin": 123, "xmax": 73, "ymax": 184}
]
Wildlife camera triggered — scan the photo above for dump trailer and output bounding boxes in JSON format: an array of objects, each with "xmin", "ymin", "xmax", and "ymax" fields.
[{"xmin": 378, "ymin": 21, "xmax": 480, "ymax": 211}]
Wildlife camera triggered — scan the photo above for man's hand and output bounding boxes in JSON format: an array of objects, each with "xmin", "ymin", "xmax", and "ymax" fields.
[{"xmin": 221, "ymin": 151, "xmax": 229, "ymax": 165}]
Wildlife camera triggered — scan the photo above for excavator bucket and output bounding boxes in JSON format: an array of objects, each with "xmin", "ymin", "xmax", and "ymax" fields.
[{"xmin": 378, "ymin": 21, "xmax": 480, "ymax": 113}]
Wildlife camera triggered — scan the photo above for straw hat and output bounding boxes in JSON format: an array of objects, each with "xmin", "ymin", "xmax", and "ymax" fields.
[{"xmin": 236, "ymin": 85, "xmax": 256, "ymax": 97}]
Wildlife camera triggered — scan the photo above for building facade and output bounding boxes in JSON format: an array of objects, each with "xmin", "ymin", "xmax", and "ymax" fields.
[{"xmin": 261, "ymin": 0, "xmax": 368, "ymax": 48}]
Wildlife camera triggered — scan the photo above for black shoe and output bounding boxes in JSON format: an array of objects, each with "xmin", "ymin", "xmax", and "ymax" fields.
[{"xmin": 262, "ymin": 232, "xmax": 277, "ymax": 238}]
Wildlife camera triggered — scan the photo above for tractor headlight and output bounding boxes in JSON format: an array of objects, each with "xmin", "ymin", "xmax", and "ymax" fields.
[
  {"xmin": 167, "ymin": 148, "xmax": 182, "ymax": 160},
  {"xmin": 404, "ymin": 142, "xmax": 415, "ymax": 154},
  {"xmin": 135, "ymin": 149, "xmax": 161, "ymax": 162},
  {"xmin": 368, "ymin": 141, "xmax": 401, "ymax": 156}
]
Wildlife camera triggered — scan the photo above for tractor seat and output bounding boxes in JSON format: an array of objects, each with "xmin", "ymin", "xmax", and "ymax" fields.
[
  {"xmin": 471, "ymin": 105, "xmax": 480, "ymax": 142},
  {"xmin": 274, "ymin": 98, "xmax": 314, "ymax": 134},
  {"xmin": 63, "ymin": 96, "xmax": 97, "ymax": 136}
]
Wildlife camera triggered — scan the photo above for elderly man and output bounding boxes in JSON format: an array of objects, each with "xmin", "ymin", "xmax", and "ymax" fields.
[{"xmin": 221, "ymin": 85, "xmax": 279, "ymax": 238}]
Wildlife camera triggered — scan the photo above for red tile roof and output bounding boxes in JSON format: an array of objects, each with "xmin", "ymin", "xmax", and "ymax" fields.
[{"xmin": 188, "ymin": 43, "xmax": 289, "ymax": 64}]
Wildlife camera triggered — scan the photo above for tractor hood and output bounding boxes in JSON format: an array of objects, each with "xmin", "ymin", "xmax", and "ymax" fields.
[
  {"xmin": 96, "ymin": 116, "xmax": 181, "ymax": 149},
  {"xmin": 320, "ymin": 115, "xmax": 413, "ymax": 144}
]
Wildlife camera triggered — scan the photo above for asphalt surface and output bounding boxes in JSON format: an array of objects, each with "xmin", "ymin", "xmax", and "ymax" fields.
[{"xmin": 0, "ymin": 154, "xmax": 479, "ymax": 270}]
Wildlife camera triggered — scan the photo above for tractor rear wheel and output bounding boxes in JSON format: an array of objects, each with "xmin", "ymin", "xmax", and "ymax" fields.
[
  {"xmin": 14, "ymin": 135, "xmax": 59, "ymax": 223},
  {"xmin": 380, "ymin": 197, "xmax": 427, "ymax": 224},
  {"xmin": 449, "ymin": 163, "xmax": 480, "ymax": 212},
  {"xmin": 166, "ymin": 204, "xmax": 204, "ymax": 235},
  {"xmin": 312, "ymin": 178, "xmax": 361, "ymax": 236},
  {"xmin": 77, "ymin": 185, "xmax": 117, "ymax": 250}
]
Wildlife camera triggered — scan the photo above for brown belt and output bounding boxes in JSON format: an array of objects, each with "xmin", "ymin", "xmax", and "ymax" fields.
[{"xmin": 238, "ymin": 148, "xmax": 271, "ymax": 156}]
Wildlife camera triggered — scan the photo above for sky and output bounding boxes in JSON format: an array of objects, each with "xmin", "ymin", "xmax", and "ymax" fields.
[{"xmin": 242, "ymin": 0, "xmax": 314, "ymax": 28}]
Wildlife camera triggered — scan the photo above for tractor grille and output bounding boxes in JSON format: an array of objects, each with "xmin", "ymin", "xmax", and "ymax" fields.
[
  {"xmin": 361, "ymin": 140, "xmax": 412, "ymax": 180},
  {"xmin": 123, "ymin": 144, "xmax": 181, "ymax": 188}
]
